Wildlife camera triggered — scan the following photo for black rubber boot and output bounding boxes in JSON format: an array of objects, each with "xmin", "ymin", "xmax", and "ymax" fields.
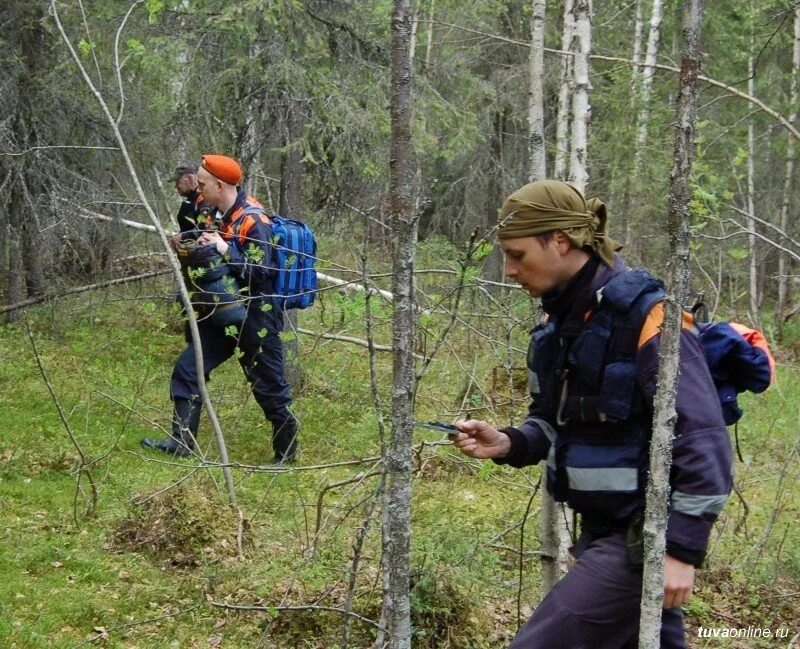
[
  {"xmin": 141, "ymin": 399, "xmax": 201, "ymax": 458},
  {"xmin": 271, "ymin": 415, "xmax": 298, "ymax": 464}
]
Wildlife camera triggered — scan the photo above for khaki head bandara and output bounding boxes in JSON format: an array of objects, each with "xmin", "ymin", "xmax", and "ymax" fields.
[{"xmin": 497, "ymin": 179, "xmax": 623, "ymax": 266}]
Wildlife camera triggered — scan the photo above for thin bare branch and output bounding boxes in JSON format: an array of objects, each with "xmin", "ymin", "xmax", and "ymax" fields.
[
  {"xmin": 0, "ymin": 270, "xmax": 170, "ymax": 315},
  {"xmin": 114, "ymin": 0, "xmax": 144, "ymax": 125}
]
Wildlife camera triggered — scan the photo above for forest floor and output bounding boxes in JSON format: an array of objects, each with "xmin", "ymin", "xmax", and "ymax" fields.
[{"xmin": 1, "ymin": 259, "xmax": 798, "ymax": 648}]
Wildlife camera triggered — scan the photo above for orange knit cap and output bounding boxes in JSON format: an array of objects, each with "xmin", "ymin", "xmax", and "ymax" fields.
[{"xmin": 201, "ymin": 154, "xmax": 243, "ymax": 186}]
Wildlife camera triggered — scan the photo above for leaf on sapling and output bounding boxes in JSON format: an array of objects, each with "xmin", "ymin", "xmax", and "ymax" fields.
[
  {"xmin": 126, "ymin": 39, "xmax": 146, "ymax": 59},
  {"xmin": 78, "ymin": 39, "xmax": 92, "ymax": 58},
  {"xmin": 145, "ymin": 0, "xmax": 164, "ymax": 23},
  {"xmin": 470, "ymin": 240, "xmax": 493, "ymax": 263},
  {"xmin": 728, "ymin": 248, "xmax": 748, "ymax": 261}
]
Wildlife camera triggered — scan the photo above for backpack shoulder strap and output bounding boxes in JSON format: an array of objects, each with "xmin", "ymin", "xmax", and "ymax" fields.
[{"xmin": 229, "ymin": 201, "xmax": 271, "ymax": 244}]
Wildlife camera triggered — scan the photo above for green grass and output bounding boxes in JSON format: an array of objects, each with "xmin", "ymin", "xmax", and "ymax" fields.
[{"xmin": 1, "ymin": 276, "xmax": 797, "ymax": 648}]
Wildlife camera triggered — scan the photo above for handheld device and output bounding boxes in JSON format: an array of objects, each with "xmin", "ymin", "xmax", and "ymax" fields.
[{"xmin": 413, "ymin": 421, "xmax": 460, "ymax": 438}]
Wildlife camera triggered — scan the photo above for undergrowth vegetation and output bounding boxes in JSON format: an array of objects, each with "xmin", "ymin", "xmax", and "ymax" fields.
[{"xmin": 1, "ymin": 237, "xmax": 798, "ymax": 647}]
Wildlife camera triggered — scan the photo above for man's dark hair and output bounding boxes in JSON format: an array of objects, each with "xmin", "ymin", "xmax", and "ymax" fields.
[{"xmin": 169, "ymin": 165, "xmax": 198, "ymax": 182}]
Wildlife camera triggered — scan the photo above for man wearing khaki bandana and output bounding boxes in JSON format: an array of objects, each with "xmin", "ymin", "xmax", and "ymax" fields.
[{"xmin": 453, "ymin": 180, "xmax": 732, "ymax": 648}]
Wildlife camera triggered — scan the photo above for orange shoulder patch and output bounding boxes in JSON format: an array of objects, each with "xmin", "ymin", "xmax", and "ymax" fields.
[
  {"xmin": 637, "ymin": 302, "xmax": 694, "ymax": 348},
  {"xmin": 638, "ymin": 303, "xmax": 665, "ymax": 348}
]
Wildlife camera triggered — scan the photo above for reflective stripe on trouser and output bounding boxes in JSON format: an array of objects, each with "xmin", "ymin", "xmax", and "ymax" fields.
[{"xmin": 508, "ymin": 533, "xmax": 686, "ymax": 649}]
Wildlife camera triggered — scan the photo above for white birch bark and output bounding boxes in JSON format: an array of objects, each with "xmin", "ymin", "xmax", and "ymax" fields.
[
  {"xmin": 241, "ymin": 42, "xmax": 263, "ymax": 197},
  {"xmin": 747, "ymin": 41, "xmax": 760, "ymax": 325},
  {"xmin": 422, "ymin": 0, "xmax": 435, "ymax": 75},
  {"xmin": 382, "ymin": 1, "xmax": 416, "ymax": 647},
  {"xmin": 409, "ymin": 2, "xmax": 418, "ymax": 73},
  {"xmin": 634, "ymin": 0, "xmax": 665, "ymax": 153},
  {"xmin": 554, "ymin": 0, "xmax": 574, "ymax": 180},
  {"xmin": 776, "ymin": 6, "xmax": 800, "ymax": 338},
  {"xmin": 630, "ymin": 0, "xmax": 644, "ymax": 98},
  {"xmin": 528, "ymin": 0, "xmax": 546, "ymax": 182},
  {"xmin": 527, "ymin": 0, "xmax": 570, "ymax": 593},
  {"xmin": 639, "ymin": 0, "xmax": 703, "ymax": 645},
  {"xmin": 568, "ymin": 0, "xmax": 592, "ymax": 192}
]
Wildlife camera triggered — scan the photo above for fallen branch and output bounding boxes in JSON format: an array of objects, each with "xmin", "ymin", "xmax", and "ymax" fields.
[
  {"xmin": 317, "ymin": 271, "xmax": 393, "ymax": 302},
  {"xmin": 75, "ymin": 205, "xmax": 156, "ymax": 232},
  {"xmin": 0, "ymin": 269, "xmax": 170, "ymax": 315},
  {"xmin": 208, "ymin": 601, "xmax": 382, "ymax": 630},
  {"xmin": 297, "ymin": 327, "xmax": 424, "ymax": 358}
]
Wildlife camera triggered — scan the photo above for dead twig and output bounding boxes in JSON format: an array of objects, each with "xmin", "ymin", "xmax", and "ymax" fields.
[
  {"xmin": 342, "ymin": 481, "xmax": 382, "ymax": 648},
  {"xmin": 313, "ymin": 470, "xmax": 382, "ymax": 559},
  {"xmin": 517, "ymin": 478, "xmax": 541, "ymax": 631},
  {"xmin": 26, "ymin": 318, "xmax": 98, "ymax": 522}
]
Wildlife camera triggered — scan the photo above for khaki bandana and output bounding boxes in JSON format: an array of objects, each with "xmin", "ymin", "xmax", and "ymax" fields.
[{"xmin": 497, "ymin": 180, "xmax": 623, "ymax": 266}]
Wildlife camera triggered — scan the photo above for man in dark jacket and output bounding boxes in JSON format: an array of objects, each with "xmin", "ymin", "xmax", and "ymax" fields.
[
  {"xmin": 142, "ymin": 155, "xmax": 298, "ymax": 464},
  {"xmin": 169, "ymin": 165, "xmax": 209, "ymax": 233},
  {"xmin": 453, "ymin": 180, "xmax": 732, "ymax": 648}
]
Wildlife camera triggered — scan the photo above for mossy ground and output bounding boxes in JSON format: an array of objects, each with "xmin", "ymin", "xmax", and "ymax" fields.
[{"xmin": 1, "ymin": 247, "xmax": 797, "ymax": 647}]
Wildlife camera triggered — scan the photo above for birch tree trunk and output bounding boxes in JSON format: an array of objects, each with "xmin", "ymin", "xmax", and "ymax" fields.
[
  {"xmin": 382, "ymin": 1, "xmax": 416, "ymax": 647},
  {"xmin": 483, "ymin": 107, "xmax": 506, "ymax": 284},
  {"xmin": 279, "ymin": 99, "xmax": 303, "ymax": 390},
  {"xmin": 528, "ymin": 0, "xmax": 546, "ymax": 182},
  {"xmin": 625, "ymin": 0, "xmax": 664, "ymax": 256},
  {"xmin": 776, "ymin": 6, "xmax": 800, "ymax": 339},
  {"xmin": 525, "ymin": 0, "xmax": 570, "ymax": 595},
  {"xmin": 554, "ymin": 0, "xmax": 575, "ymax": 180},
  {"xmin": 422, "ymin": 0, "xmax": 435, "ymax": 75},
  {"xmin": 568, "ymin": 0, "xmax": 592, "ymax": 192},
  {"xmin": 240, "ymin": 42, "xmax": 264, "ymax": 197},
  {"xmin": 639, "ymin": 0, "xmax": 703, "ymax": 646},
  {"xmin": 746, "ymin": 35, "xmax": 760, "ymax": 326},
  {"xmin": 630, "ymin": 0, "xmax": 644, "ymax": 98},
  {"xmin": 634, "ymin": 0, "xmax": 666, "ymax": 154}
]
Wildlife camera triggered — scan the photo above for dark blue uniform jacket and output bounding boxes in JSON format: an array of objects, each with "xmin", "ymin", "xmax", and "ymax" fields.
[{"xmin": 498, "ymin": 256, "xmax": 733, "ymax": 567}]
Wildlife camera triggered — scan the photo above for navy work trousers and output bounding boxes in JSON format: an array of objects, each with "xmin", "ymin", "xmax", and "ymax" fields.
[
  {"xmin": 170, "ymin": 309, "xmax": 293, "ymax": 431},
  {"xmin": 509, "ymin": 533, "xmax": 686, "ymax": 649}
]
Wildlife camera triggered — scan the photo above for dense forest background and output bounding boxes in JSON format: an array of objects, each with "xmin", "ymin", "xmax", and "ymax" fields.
[{"xmin": 1, "ymin": 1, "xmax": 798, "ymax": 647}]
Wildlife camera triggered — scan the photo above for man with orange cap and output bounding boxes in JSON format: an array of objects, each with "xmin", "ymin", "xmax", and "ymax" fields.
[
  {"xmin": 451, "ymin": 180, "xmax": 733, "ymax": 647},
  {"xmin": 142, "ymin": 154, "xmax": 298, "ymax": 464}
]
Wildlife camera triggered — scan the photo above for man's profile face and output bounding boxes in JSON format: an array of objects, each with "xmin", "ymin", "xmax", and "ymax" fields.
[
  {"xmin": 501, "ymin": 234, "xmax": 568, "ymax": 298},
  {"xmin": 174, "ymin": 173, "xmax": 196, "ymax": 197},
  {"xmin": 196, "ymin": 167, "xmax": 223, "ymax": 208}
]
